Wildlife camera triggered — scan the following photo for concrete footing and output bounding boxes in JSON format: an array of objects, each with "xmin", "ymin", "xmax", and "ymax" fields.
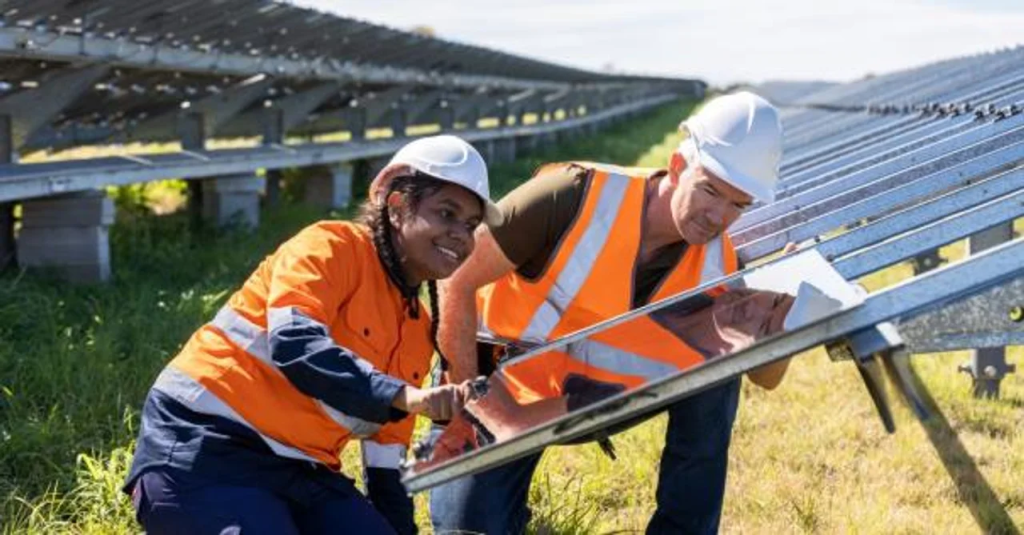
[
  {"xmin": 17, "ymin": 191, "xmax": 114, "ymax": 283},
  {"xmin": 201, "ymin": 174, "xmax": 264, "ymax": 228},
  {"xmin": 304, "ymin": 163, "xmax": 354, "ymax": 210}
]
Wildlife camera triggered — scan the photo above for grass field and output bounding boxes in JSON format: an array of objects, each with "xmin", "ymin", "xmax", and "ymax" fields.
[{"xmin": 1, "ymin": 100, "xmax": 1022, "ymax": 534}]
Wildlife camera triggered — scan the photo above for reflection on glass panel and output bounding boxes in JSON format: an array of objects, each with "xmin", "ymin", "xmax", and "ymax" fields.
[{"xmin": 406, "ymin": 250, "xmax": 862, "ymax": 478}]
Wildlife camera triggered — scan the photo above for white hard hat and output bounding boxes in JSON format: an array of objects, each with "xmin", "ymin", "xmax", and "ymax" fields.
[
  {"xmin": 372, "ymin": 134, "xmax": 501, "ymax": 225},
  {"xmin": 681, "ymin": 91, "xmax": 783, "ymax": 204}
]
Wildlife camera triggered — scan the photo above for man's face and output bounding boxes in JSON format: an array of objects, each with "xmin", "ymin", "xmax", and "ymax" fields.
[{"xmin": 670, "ymin": 165, "xmax": 754, "ymax": 244}]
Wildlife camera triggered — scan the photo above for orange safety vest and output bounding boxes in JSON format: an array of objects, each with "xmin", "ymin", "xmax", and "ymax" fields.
[
  {"xmin": 478, "ymin": 163, "xmax": 738, "ymax": 404},
  {"xmin": 152, "ymin": 221, "xmax": 433, "ymax": 471}
]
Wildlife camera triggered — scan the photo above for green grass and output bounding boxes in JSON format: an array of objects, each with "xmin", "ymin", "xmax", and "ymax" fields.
[
  {"xmin": 2, "ymin": 100, "xmax": 1021, "ymax": 533},
  {"xmin": 0, "ymin": 202, "xmax": 334, "ymax": 532}
]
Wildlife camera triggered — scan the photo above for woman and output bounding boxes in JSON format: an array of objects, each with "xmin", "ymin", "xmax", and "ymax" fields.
[{"xmin": 124, "ymin": 135, "xmax": 501, "ymax": 534}]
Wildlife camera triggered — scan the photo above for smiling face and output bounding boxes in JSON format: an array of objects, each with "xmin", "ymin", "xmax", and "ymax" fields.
[
  {"xmin": 670, "ymin": 165, "xmax": 754, "ymax": 244},
  {"xmin": 389, "ymin": 182, "xmax": 484, "ymax": 284}
]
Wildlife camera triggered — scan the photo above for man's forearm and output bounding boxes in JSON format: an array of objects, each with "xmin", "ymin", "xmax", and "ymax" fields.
[
  {"xmin": 436, "ymin": 225, "xmax": 518, "ymax": 383},
  {"xmin": 438, "ymin": 281, "xmax": 480, "ymax": 383}
]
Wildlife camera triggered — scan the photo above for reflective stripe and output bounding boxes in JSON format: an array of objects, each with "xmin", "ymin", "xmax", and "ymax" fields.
[
  {"xmin": 519, "ymin": 302, "xmax": 560, "ymax": 344},
  {"xmin": 361, "ymin": 440, "xmax": 406, "ymax": 470},
  {"xmin": 566, "ymin": 339, "xmax": 678, "ymax": 381},
  {"xmin": 265, "ymin": 306, "xmax": 379, "ymax": 371},
  {"xmin": 211, "ymin": 305, "xmax": 270, "ymax": 362},
  {"xmin": 699, "ymin": 237, "xmax": 726, "ymax": 284},
  {"xmin": 476, "ymin": 311, "xmax": 496, "ymax": 341},
  {"xmin": 267, "ymin": 306, "xmax": 299, "ymax": 333},
  {"xmin": 521, "ymin": 173, "xmax": 632, "ymax": 341},
  {"xmin": 153, "ymin": 366, "xmax": 322, "ymax": 464},
  {"xmin": 319, "ymin": 404, "xmax": 381, "ymax": 438},
  {"xmin": 210, "ymin": 305, "xmax": 383, "ymax": 438},
  {"xmin": 559, "ymin": 238, "xmax": 725, "ymax": 379}
]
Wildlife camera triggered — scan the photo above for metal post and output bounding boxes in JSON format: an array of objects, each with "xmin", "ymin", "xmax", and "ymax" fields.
[
  {"xmin": 262, "ymin": 107, "xmax": 284, "ymax": 208},
  {"xmin": 179, "ymin": 112, "xmax": 206, "ymax": 228},
  {"xmin": 390, "ymin": 105, "xmax": 407, "ymax": 138},
  {"xmin": 465, "ymin": 109, "xmax": 480, "ymax": 130},
  {"xmin": 0, "ymin": 114, "xmax": 13, "ymax": 270},
  {"xmin": 960, "ymin": 222, "xmax": 1017, "ymax": 398},
  {"xmin": 439, "ymin": 100, "xmax": 454, "ymax": 131},
  {"xmin": 348, "ymin": 107, "xmax": 366, "ymax": 141},
  {"xmin": 0, "ymin": 201, "xmax": 12, "ymax": 270},
  {"xmin": 0, "ymin": 114, "xmax": 12, "ymax": 163}
]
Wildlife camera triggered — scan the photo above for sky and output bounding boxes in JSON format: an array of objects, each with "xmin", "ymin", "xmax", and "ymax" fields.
[{"xmin": 292, "ymin": 0, "xmax": 1024, "ymax": 86}]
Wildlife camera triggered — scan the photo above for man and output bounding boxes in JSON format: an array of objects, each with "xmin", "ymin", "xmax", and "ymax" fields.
[{"xmin": 432, "ymin": 92, "xmax": 786, "ymax": 534}]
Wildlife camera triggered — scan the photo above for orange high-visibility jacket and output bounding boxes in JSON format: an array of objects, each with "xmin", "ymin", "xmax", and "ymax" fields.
[
  {"xmin": 152, "ymin": 221, "xmax": 433, "ymax": 471},
  {"xmin": 478, "ymin": 163, "xmax": 738, "ymax": 404}
]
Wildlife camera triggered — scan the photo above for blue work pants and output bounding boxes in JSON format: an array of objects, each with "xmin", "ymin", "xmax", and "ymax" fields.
[{"xmin": 131, "ymin": 466, "xmax": 396, "ymax": 535}]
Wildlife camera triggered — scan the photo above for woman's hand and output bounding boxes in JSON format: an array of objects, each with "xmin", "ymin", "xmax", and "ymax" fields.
[{"xmin": 393, "ymin": 382, "xmax": 472, "ymax": 421}]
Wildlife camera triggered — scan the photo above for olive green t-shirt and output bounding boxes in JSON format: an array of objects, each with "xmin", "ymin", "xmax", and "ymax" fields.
[{"xmin": 489, "ymin": 163, "xmax": 687, "ymax": 308}]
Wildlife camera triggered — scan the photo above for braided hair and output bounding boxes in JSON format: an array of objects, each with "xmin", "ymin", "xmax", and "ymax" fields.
[
  {"xmin": 426, "ymin": 278, "xmax": 446, "ymax": 367},
  {"xmin": 358, "ymin": 173, "xmax": 451, "ymax": 364}
]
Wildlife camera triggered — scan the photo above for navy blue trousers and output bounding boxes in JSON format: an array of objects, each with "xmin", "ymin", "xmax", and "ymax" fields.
[
  {"xmin": 132, "ymin": 467, "xmax": 397, "ymax": 535},
  {"xmin": 429, "ymin": 378, "xmax": 741, "ymax": 535}
]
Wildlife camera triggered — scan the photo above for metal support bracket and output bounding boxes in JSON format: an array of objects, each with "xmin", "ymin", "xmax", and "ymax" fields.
[{"xmin": 825, "ymin": 322, "xmax": 932, "ymax": 431}]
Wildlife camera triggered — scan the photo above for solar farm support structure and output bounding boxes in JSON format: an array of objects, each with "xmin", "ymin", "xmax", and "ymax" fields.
[
  {"xmin": 759, "ymin": 47, "xmax": 1023, "ymax": 401},
  {"xmin": 403, "ymin": 47, "xmax": 1024, "ymax": 532},
  {"xmin": 0, "ymin": 0, "xmax": 703, "ymax": 282}
]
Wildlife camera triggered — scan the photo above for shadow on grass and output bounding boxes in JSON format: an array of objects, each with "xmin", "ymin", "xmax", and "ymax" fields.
[{"xmin": 907, "ymin": 365, "xmax": 1020, "ymax": 535}]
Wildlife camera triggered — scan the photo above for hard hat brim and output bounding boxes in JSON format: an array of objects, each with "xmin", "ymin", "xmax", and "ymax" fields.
[
  {"xmin": 697, "ymin": 149, "xmax": 776, "ymax": 204},
  {"xmin": 370, "ymin": 164, "xmax": 503, "ymax": 226}
]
